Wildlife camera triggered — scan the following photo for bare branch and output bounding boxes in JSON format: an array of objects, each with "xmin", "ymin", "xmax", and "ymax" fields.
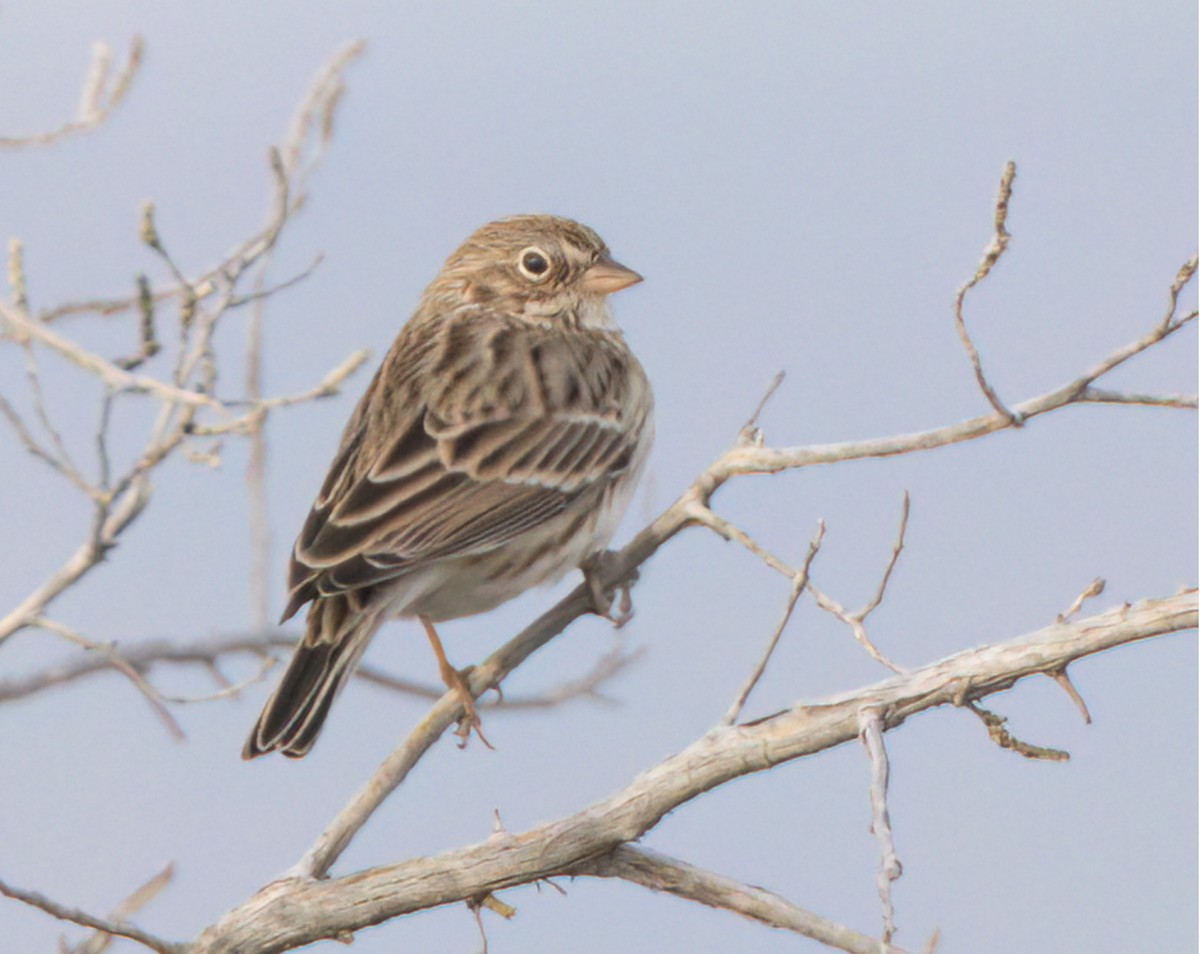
[
  {"xmin": 69, "ymin": 864, "xmax": 175, "ymax": 954},
  {"xmin": 236, "ymin": 41, "xmax": 365, "ymax": 629},
  {"xmin": 357, "ymin": 639, "xmax": 642, "ymax": 710},
  {"xmin": 0, "ymin": 300, "xmax": 217, "ymax": 408},
  {"xmin": 188, "ymin": 348, "xmax": 371, "ymax": 436},
  {"xmin": 859, "ymin": 707, "xmax": 902, "ymax": 944},
  {"xmin": 1047, "ymin": 668, "xmax": 1092, "ymax": 725},
  {"xmin": 29, "ymin": 617, "xmax": 186, "ymax": 741},
  {"xmin": 0, "ymin": 391, "xmax": 77, "ymax": 483},
  {"xmin": 1161, "ymin": 254, "xmax": 1198, "ymax": 330},
  {"xmin": 1058, "ymin": 578, "xmax": 1106, "ymax": 622},
  {"xmin": 685, "ymin": 499, "xmax": 797, "ymax": 577},
  {"xmin": 0, "ymin": 876, "xmax": 181, "ymax": 954},
  {"xmin": 723, "ymin": 520, "xmax": 824, "ymax": 725},
  {"xmin": 953, "ymin": 160, "xmax": 1020, "ymax": 422},
  {"xmin": 579, "ymin": 846, "xmax": 913, "ymax": 954},
  {"xmin": 1076, "ymin": 386, "xmax": 1197, "ymax": 409},
  {"xmin": 965, "ymin": 702, "xmax": 1070, "ymax": 761},
  {"xmin": 807, "ymin": 494, "xmax": 911, "ymax": 672},
  {"xmin": 245, "ymin": 319, "xmax": 271, "ymax": 632},
  {"xmin": 280, "ymin": 275, "xmax": 1194, "ymax": 878},
  {"xmin": 7, "ymin": 237, "xmax": 29, "ymax": 309},
  {"xmin": 194, "ymin": 592, "xmax": 1196, "ymax": 952},
  {"xmin": 0, "ymin": 626, "xmax": 636, "ymax": 723},
  {"xmin": 0, "ymin": 37, "xmax": 144, "ymax": 147},
  {"xmin": 0, "ymin": 44, "xmax": 370, "ymax": 654},
  {"xmin": 715, "ymin": 270, "xmax": 1195, "ymax": 486},
  {"xmin": 0, "ymin": 479, "xmax": 148, "ymax": 647},
  {"xmin": 741, "ymin": 369, "xmax": 786, "ymax": 436},
  {"xmin": 0, "ymin": 633, "xmax": 283, "ymax": 704}
]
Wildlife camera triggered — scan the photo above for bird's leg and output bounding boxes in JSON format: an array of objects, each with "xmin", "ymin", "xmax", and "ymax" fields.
[
  {"xmin": 420, "ymin": 616, "xmax": 493, "ymax": 749},
  {"xmin": 581, "ymin": 550, "xmax": 639, "ymax": 628}
]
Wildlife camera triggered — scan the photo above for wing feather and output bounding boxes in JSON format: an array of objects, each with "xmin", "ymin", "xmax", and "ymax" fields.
[{"xmin": 282, "ymin": 308, "xmax": 649, "ymax": 620}]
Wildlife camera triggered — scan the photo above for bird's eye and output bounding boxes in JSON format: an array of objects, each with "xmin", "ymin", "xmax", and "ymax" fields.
[{"xmin": 517, "ymin": 246, "xmax": 552, "ymax": 282}]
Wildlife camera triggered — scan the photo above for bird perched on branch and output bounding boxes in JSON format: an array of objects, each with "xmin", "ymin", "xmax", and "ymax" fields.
[{"xmin": 244, "ymin": 215, "xmax": 653, "ymax": 759}]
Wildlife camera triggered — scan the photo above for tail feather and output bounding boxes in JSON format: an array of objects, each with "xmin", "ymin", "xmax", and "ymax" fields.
[{"xmin": 243, "ymin": 596, "xmax": 379, "ymax": 759}]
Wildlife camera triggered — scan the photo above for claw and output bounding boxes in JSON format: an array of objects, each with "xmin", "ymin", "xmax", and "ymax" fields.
[
  {"xmin": 582, "ymin": 550, "xmax": 639, "ymax": 627},
  {"xmin": 421, "ymin": 617, "xmax": 494, "ymax": 750}
]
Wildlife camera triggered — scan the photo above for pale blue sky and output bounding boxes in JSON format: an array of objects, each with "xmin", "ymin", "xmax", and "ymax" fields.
[{"xmin": 0, "ymin": 3, "xmax": 1195, "ymax": 952}]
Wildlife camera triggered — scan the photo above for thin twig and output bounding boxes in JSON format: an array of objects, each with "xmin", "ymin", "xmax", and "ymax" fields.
[
  {"xmin": 859, "ymin": 707, "xmax": 902, "ymax": 944},
  {"xmin": 952, "ymin": 161, "xmax": 1020, "ymax": 422},
  {"xmin": 807, "ymin": 493, "xmax": 911, "ymax": 673},
  {"xmin": 0, "ymin": 392, "xmax": 89, "ymax": 490},
  {"xmin": 0, "ymin": 628, "xmax": 637, "ymax": 717},
  {"xmin": 69, "ymin": 863, "xmax": 175, "ymax": 954},
  {"xmin": 357, "ymin": 640, "xmax": 642, "ymax": 709},
  {"xmin": 965, "ymin": 702, "xmax": 1070, "ymax": 761},
  {"xmin": 1076, "ymin": 387, "xmax": 1197, "ymax": 409},
  {"xmin": 7, "ymin": 237, "xmax": 28, "ymax": 309},
  {"xmin": 235, "ymin": 40, "xmax": 365, "ymax": 629},
  {"xmin": 0, "ymin": 36, "xmax": 144, "ymax": 147},
  {"xmin": 29, "ymin": 617, "xmax": 186, "ymax": 741},
  {"xmin": 685, "ymin": 500, "xmax": 796, "ymax": 578},
  {"xmin": 1058, "ymin": 578, "xmax": 1106, "ymax": 622},
  {"xmin": 860, "ymin": 491, "xmax": 910, "ymax": 618},
  {"xmin": 228, "ymin": 253, "xmax": 325, "ymax": 308},
  {"xmin": 740, "ymin": 369, "xmax": 786, "ymax": 440},
  {"xmin": 1048, "ymin": 668, "xmax": 1092, "ymax": 724},
  {"xmin": 723, "ymin": 521, "xmax": 825, "ymax": 725},
  {"xmin": 0, "ymin": 633, "xmax": 284, "ymax": 703},
  {"xmin": 1160, "ymin": 255, "xmax": 1198, "ymax": 331},
  {"xmin": 0, "ymin": 877, "xmax": 181, "ymax": 954},
  {"xmin": 245, "ymin": 328, "xmax": 271, "ymax": 631},
  {"xmin": 580, "ymin": 846, "xmax": 913, "ymax": 954},
  {"xmin": 0, "ymin": 300, "xmax": 217, "ymax": 408},
  {"xmin": 19, "ymin": 339, "xmax": 92, "ymax": 493},
  {"xmin": 717, "ymin": 258, "xmax": 1195, "ymax": 484}
]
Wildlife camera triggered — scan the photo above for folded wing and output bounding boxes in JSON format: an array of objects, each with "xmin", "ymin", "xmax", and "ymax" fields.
[{"xmin": 281, "ymin": 311, "xmax": 648, "ymax": 624}]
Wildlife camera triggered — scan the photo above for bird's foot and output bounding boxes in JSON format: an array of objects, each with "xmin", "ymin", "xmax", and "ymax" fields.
[
  {"xmin": 421, "ymin": 615, "xmax": 494, "ymax": 750},
  {"xmin": 582, "ymin": 550, "xmax": 639, "ymax": 628},
  {"xmin": 442, "ymin": 663, "xmax": 494, "ymax": 750}
]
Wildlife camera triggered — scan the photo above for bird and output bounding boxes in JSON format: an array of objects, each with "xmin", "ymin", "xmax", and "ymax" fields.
[{"xmin": 243, "ymin": 214, "xmax": 653, "ymax": 759}]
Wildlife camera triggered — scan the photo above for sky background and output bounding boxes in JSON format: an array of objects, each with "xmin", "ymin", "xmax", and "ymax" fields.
[{"xmin": 0, "ymin": 3, "xmax": 1195, "ymax": 953}]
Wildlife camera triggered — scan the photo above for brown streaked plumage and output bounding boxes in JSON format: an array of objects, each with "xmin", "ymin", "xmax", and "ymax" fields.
[{"xmin": 243, "ymin": 215, "xmax": 653, "ymax": 759}]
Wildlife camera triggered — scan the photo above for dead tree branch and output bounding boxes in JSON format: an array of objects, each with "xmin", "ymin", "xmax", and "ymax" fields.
[
  {"xmin": 0, "ymin": 36, "xmax": 144, "ymax": 148},
  {"xmin": 191, "ymin": 591, "xmax": 1196, "ymax": 953},
  {"xmin": 0, "ymin": 874, "xmax": 180, "ymax": 954},
  {"xmin": 577, "ymin": 846, "xmax": 914, "ymax": 954},
  {"xmin": 0, "ymin": 42, "xmax": 367, "ymax": 653}
]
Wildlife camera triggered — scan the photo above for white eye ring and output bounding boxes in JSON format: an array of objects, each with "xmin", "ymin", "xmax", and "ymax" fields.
[{"xmin": 517, "ymin": 246, "xmax": 552, "ymax": 282}]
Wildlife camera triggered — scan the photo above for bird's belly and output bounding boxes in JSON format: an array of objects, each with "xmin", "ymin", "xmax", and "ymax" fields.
[{"xmin": 389, "ymin": 476, "xmax": 637, "ymax": 624}]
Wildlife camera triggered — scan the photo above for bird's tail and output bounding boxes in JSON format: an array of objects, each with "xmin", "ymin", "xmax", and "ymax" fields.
[{"xmin": 243, "ymin": 595, "xmax": 381, "ymax": 760}]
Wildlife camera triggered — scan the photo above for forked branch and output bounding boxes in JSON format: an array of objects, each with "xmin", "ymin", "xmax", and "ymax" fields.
[{"xmin": 191, "ymin": 591, "xmax": 1196, "ymax": 953}]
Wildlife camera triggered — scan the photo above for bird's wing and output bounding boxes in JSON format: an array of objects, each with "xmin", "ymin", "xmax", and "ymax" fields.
[{"xmin": 281, "ymin": 311, "xmax": 649, "ymax": 619}]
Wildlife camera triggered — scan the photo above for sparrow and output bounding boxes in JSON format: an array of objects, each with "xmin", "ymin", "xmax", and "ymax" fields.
[{"xmin": 243, "ymin": 214, "xmax": 653, "ymax": 758}]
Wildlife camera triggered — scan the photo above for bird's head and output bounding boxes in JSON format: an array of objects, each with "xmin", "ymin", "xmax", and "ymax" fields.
[{"xmin": 428, "ymin": 214, "xmax": 642, "ymax": 327}]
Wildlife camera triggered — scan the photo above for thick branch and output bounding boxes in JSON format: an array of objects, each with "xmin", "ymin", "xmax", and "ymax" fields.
[
  {"xmin": 192, "ymin": 591, "xmax": 1196, "ymax": 953},
  {"xmin": 285, "ymin": 296, "xmax": 1197, "ymax": 878}
]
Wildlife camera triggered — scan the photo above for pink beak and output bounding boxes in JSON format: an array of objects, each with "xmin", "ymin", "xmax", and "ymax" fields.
[{"xmin": 580, "ymin": 256, "xmax": 643, "ymax": 295}]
